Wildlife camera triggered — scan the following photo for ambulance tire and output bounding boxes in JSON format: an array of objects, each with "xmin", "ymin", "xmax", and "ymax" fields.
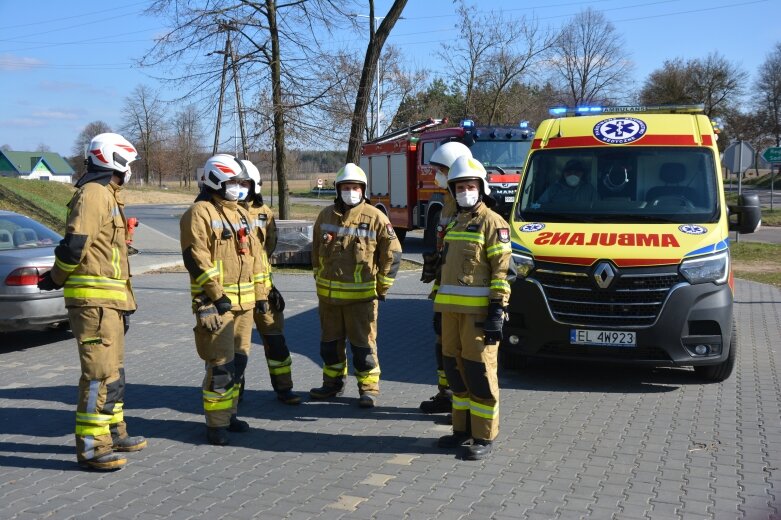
[
  {"xmin": 694, "ymin": 318, "xmax": 736, "ymax": 383},
  {"xmin": 424, "ymin": 207, "xmax": 441, "ymax": 248},
  {"xmin": 499, "ymin": 348, "xmax": 528, "ymax": 371}
]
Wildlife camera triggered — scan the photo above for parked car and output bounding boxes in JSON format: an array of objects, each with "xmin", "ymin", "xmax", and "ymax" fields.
[{"xmin": 0, "ymin": 210, "xmax": 68, "ymax": 332}]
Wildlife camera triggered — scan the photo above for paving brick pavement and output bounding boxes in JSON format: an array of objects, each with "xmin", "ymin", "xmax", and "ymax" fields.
[{"xmin": 0, "ymin": 272, "xmax": 780, "ymax": 519}]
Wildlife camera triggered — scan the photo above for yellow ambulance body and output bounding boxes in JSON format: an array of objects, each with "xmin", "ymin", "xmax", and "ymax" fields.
[{"xmin": 505, "ymin": 105, "xmax": 760, "ymax": 381}]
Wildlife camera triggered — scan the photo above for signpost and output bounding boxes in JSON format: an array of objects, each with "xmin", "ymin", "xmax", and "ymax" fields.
[
  {"xmin": 762, "ymin": 147, "xmax": 781, "ymax": 211},
  {"xmin": 316, "ymin": 177, "xmax": 324, "ymax": 198},
  {"xmin": 723, "ymin": 141, "xmax": 755, "ymax": 243}
]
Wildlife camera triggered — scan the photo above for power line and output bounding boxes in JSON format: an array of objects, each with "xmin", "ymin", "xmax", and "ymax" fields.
[{"xmin": 0, "ymin": 1, "xmax": 148, "ymax": 32}]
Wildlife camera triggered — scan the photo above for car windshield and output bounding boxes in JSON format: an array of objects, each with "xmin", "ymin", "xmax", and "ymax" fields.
[
  {"xmin": 516, "ymin": 147, "xmax": 720, "ymax": 224},
  {"xmin": 0, "ymin": 214, "xmax": 62, "ymax": 250},
  {"xmin": 470, "ymin": 140, "xmax": 531, "ymax": 170}
]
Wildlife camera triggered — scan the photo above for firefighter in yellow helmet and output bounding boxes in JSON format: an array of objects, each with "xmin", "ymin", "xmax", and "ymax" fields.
[
  {"xmin": 239, "ymin": 160, "xmax": 301, "ymax": 405},
  {"xmin": 180, "ymin": 154, "xmax": 264, "ymax": 445},
  {"xmin": 433, "ymin": 155, "xmax": 514, "ymax": 460},
  {"xmin": 37, "ymin": 132, "xmax": 146, "ymax": 471},
  {"xmin": 419, "ymin": 141, "xmax": 472, "ymax": 415},
  {"xmin": 310, "ymin": 163, "xmax": 402, "ymax": 408}
]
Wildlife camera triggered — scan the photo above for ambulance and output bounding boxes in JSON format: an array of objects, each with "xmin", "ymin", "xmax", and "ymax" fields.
[{"xmin": 504, "ymin": 104, "xmax": 761, "ymax": 381}]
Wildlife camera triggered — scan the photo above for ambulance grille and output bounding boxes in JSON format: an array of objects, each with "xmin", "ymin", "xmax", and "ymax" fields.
[{"xmin": 533, "ymin": 266, "xmax": 682, "ymax": 328}]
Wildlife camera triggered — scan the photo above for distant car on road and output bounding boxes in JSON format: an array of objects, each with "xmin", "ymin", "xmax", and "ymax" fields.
[{"xmin": 0, "ymin": 211, "xmax": 68, "ymax": 332}]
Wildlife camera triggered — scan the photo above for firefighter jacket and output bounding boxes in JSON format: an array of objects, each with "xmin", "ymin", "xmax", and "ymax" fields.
[
  {"xmin": 180, "ymin": 195, "xmax": 264, "ymax": 310},
  {"xmin": 312, "ymin": 200, "xmax": 402, "ymax": 305},
  {"xmin": 436, "ymin": 192, "xmax": 458, "ymax": 251},
  {"xmin": 50, "ymin": 181, "xmax": 136, "ymax": 311},
  {"xmin": 433, "ymin": 202, "xmax": 513, "ymax": 314},
  {"xmin": 242, "ymin": 201, "xmax": 277, "ymax": 300}
]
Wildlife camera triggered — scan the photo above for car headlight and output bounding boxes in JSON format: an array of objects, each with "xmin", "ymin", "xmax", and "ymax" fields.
[
  {"xmin": 680, "ymin": 250, "xmax": 729, "ymax": 285},
  {"xmin": 512, "ymin": 252, "xmax": 534, "ymax": 278}
]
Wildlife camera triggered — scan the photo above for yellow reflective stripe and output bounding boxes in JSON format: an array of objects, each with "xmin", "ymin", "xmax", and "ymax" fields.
[
  {"xmin": 437, "ymin": 370, "xmax": 448, "ymax": 386},
  {"xmin": 470, "ymin": 400, "xmax": 498, "ymax": 419},
  {"xmin": 267, "ymin": 357, "xmax": 291, "ymax": 367},
  {"xmin": 196, "ymin": 265, "xmax": 220, "ymax": 286},
  {"xmin": 315, "ymin": 277, "xmax": 376, "ymax": 290},
  {"xmin": 55, "ymin": 258, "xmax": 78, "ymax": 272},
  {"xmin": 377, "ymin": 274, "xmax": 394, "ymax": 285},
  {"xmin": 75, "ymin": 412, "xmax": 112, "ymax": 436},
  {"xmin": 433, "ymin": 293, "xmax": 489, "ymax": 308},
  {"xmin": 268, "ymin": 356, "xmax": 292, "ymax": 375},
  {"xmin": 357, "ymin": 373, "xmax": 380, "ymax": 385},
  {"xmin": 65, "ymin": 275, "xmax": 127, "ymax": 287},
  {"xmin": 323, "ymin": 363, "xmax": 347, "ymax": 378},
  {"xmin": 202, "ymin": 388, "xmax": 235, "ymax": 411},
  {"xmin": 112, "ymin": 246, "xmax": 121, "ymax": 279},
  {"xmin": 445, "ymin": 231, "xmax": 484, "ymax": 244},
  {"xmin": 486, "ymin": 242, "xmax": 511, "ymax": 258},
  {"xmin": 224, "ymin": 283, "xmax": 255, "ymax": 292},
  {"xmin": 452, "ymin": 395, "xmax": 470, "ymax": 411},
  {"xmin": 109, "ymin": 402, "xmax": 124, "ymax": 424},
  {"xmin": 353, "ymin": 264, "xmax": 362, "ymax": 284},
  {"xmin": 490, "ymin": 280, "xmax": 511, "ymax": 291},
  {"xmin": 64, "ymin": 287, "xmax": 127, "ymax": 301},
  {"xmin": 317, "ymin": 287, "xmax": 377, "ymax": 300},
  {"xmin": 432, "ymin": 283, "xmax": 440, "ymax": 291},
  {"xmin": 269, "ymin": 365, "xmax": 292, "ymax": 376}
]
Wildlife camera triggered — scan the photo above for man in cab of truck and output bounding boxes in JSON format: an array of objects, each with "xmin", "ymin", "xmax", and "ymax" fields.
[
  {"xmin": 538, "ymin": 159, "xmax": 597, "ymax": 206},
  {"xmin": 503, "ymin": 104, "xmax": 761, "ymax": 382}
]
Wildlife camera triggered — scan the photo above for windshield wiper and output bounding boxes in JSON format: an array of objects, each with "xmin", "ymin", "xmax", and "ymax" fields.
[{"xmin": 485, "ymin": 165, "xmax": 506, "ymax": 174}]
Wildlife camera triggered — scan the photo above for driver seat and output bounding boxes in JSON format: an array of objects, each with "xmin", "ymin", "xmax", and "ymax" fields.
[{"xmin": 645, "ymin": 163, "xmax": 698, "ymax": 206}]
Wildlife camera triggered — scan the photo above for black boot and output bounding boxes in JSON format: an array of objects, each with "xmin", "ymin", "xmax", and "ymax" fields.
[
  {"xmin": 228, "ymin": 415, "xmax": 250, "ymax": 432},
  {"xmin": 112, "ymin": 434, "xmax": 147, "ymax": 452},
  {"xmin": 309, "ymin": 384, "xmax": 344, "ymax": 400},
  {"xmin": 437, "ymin": 431, "xmax": 472, "ymax": 449},
  {"xmin": 207, "ymin": 427, "xmax": 229, "ymax": 446},
  {"xmin": 420, "ymin": 389, "xmax": 452, "ymax": 414},
  {"xmin": 276, "ymin": 390, "xmax": 302, "ymax": 405},
  {"xmin": 358, "ymin": 394, "xmax": 377, "ymax": 408},
  {"xmin": 464, "ymin": 438, "xmax": 493, "ymax": 460},
  {"xmin": 78, "ymin": 452, "xmax": 126, "ymax": 471}
]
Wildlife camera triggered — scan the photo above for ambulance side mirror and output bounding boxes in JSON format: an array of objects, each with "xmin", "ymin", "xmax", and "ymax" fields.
[{"xmin": 728, "ymin": 193, "xmax": 761, "ymax": 234}]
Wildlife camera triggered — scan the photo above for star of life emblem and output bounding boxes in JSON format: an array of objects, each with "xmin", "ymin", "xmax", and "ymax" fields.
[{"xmin": 593, "ymin": 117, "xmax": 647, "ymax": 144}]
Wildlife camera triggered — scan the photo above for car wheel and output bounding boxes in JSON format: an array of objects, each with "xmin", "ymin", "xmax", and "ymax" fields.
[{"xmin": 694, "ymin": 318, "xmax": 736, "ymax": 383}]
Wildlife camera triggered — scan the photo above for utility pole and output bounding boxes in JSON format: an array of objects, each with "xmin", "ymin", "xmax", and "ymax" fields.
[
  {"xmin": 229, "ymin": 33, "xmax": 248, "ymax": 159},
  {"xmin": 211, "ymin": 21, "xmax": 248, "ymax": 159},
  {"xmin": 212, "ymin": 30, "xmax": 231, "ymax": 155}
]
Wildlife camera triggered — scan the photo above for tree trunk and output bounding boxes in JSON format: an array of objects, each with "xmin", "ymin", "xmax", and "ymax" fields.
[{"xmin": 266, "ymin": 0, "xmax": 289, "ymax": 219}]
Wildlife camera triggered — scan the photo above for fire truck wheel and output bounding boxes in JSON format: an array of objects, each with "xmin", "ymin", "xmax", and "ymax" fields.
[{"xmin": 424, "ymin": 207, "xmax": 441, "ymax": 248}]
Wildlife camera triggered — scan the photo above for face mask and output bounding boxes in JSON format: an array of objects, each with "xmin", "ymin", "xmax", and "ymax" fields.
[
  {"xmin": 341, "ymin": 189, "xmax": 363, "ymax": 206},
  {"xmin": 456, "ymin": 190, "xmax": 480, "ymax": 208},
  {"xmin": 435, "ymin": 171, "xmax": 449, "ymax": 189},
  {"xmin": 565, "ymin": 174, "xmax": 581, "ymax": 187},
  {"xmin": 122, "ymin": 166, "xmax": 132, "ymax": 185},
  {"xmin": 223, "ymin": 183, "xmax": 245, "ymax": 201}
]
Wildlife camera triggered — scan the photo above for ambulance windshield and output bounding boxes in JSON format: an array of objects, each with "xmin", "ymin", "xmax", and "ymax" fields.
[{"xmin": 516, "ymin": 147, "xmax": 720, "ymax": 224}]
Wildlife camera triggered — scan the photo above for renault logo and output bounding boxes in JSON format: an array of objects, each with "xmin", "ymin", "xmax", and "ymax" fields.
[{"xmin": 593, "ymin": 262, "xmax": 615, "ymax": 289}]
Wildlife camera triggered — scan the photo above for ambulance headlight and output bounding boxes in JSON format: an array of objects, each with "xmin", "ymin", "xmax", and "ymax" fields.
[
  {"xmin": 680, "ymin": 251, "xmax": 729, "ymax": 285},
  {"xmin": 512, "ymin": 252, "xmax": 534, "ymax": 278}
]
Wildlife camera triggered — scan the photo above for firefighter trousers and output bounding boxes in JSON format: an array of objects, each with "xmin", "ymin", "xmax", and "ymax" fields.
[
  {"xmin": 194, "ymin": 309, "xmax": 252, "ymax": 428},
  {"xmin": 434, "ymin": 333, "xmax": 449, "ymax": 392},
  {"xmin": 441, "ymin": 311, "xmax": 500, "ymax": 441},
  {"xmin": 69, "ymin": 306, "xmax": 127, "ymax": 462},
  {"xmin": 254, "ymin": 307, "xmax": 294, "ymax": 392},
  {"xmin": 317, "ymin": 300, "xmax": 380, "ymax": 395}
]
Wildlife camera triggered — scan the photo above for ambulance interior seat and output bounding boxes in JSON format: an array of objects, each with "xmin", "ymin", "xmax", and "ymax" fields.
[
  {"xmin": 0, "ymin": 229, "xmax": 13, "ymax": 249},
  {"xmin": 645, "ymin": 162, "xmax": 699, "ymax": 207},
  {"xmin": 13, "ymin": 228, "xmax": 38, "ymax": 247}
]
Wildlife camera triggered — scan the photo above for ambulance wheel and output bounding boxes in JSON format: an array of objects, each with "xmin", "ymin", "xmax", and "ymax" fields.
[
  {"xmin": 694, "ymin": 318, "xmax": 736, "ymax": 383},
  {"xmin": 424, "ymin": 207, "xmax": 441, "ymax": 248}
]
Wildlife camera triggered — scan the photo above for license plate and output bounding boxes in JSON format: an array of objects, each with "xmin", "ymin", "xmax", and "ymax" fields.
[
  {"xmin": 504, "ymin": 196, "xmax": 515, "ymax": 203},
  {"xmin": 570, "ymin": 329, "xmax": 636, "ymax": 347}
]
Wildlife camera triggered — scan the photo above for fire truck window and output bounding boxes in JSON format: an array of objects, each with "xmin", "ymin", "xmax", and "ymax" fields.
[{"xmin": 422, "ymin": 142, "xmax": 436, "ymax": 165}]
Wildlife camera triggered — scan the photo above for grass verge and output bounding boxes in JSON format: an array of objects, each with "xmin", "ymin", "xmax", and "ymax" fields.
[{"xmin": 731, "ymin": 242, "xmax": 781, "ymax": 288}]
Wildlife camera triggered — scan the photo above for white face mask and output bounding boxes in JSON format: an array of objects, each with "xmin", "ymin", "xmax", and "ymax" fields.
[
  {"xmin": 565, "ymin": 174, "xmax": 581, "ymax": 187},
  {"xmin": 223, "ymin": 183, "xmax": 247, "ymax": 201},
  {"xmin": 122, "ymin": 166, "xmax": 132, "ymax": 186},
  {"xmin": 435, "ymin": 171, "xmax": 449, "ymax": 189},
  {"xmin": 456, "ymin": 190, "xmax": 480, "ymax": 208},
  {"xmin": 341, "ymin": 189, "xmax": 363, "ymax": 206}
]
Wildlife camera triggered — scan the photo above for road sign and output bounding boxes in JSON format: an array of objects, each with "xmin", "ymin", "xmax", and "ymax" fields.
[
  {"xmin": 722, "ymin": 141, "xmax": 755, "ymax": 173},
  {"xmin": 316, "ymin": 177, "xmax": 324, "ymax": 188},
  {"xmin": 762, "ymin": 147, "xmax": 781, "ymax": 163}
]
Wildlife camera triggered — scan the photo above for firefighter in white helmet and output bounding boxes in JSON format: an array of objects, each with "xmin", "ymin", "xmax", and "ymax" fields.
[
  {"xmin": 180, "ymin": 154, "xmax": 264, "ymax": 445},
  {"xmin": 419, "ymin": 141, "xmax": 473, "ymax": 416},
  {"xmin": 38, "ymin": 132, "xmax": 146, "ymax": 471},
  {"xmin": 239, "ymin": 160, "xmax": 301, "ymax": 405},
  {"xmin": 310, "ymin": 163, "xmax": 402, "ymax": 408},
  {"xmin": 433, "ymin": 155, "xmax": 514, "ymax": 460}
]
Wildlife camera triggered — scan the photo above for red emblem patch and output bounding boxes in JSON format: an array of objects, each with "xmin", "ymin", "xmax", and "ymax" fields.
[
  {"xmin": 497, "ymin": 228, "xmax": 510, "ymax": 243},
  {"xmin": 386, "ymin": 223, "xmax": 397, "ymax": 239}
]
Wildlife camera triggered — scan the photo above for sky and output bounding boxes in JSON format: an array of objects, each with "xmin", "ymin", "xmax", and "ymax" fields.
[{"xmin": 0, "ymin": 0, "xmax": 779, "ymax": 157}]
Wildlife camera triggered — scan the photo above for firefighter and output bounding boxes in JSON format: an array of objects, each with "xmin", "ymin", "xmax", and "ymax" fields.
[
  {"xmin": 419, "ymin": 141, "xmax": 473, "ymax": 415},
  {"xmin": 180, "ymin": 154, "xmax": 264, "ymax": 446},
  {"xmin": 433, "ymin": 155, "xmax": 513, "ymax": 460},
  {"xmin": 310, "ymin": 163, "xmax": 402, "ymax": 408},
  {"xmin": 37, "ymin": 132, "xmax": 146, "ymax": 471},
  {"xmin": 239, "ymin": 160, "xmax": 301, "ymax": 405}
]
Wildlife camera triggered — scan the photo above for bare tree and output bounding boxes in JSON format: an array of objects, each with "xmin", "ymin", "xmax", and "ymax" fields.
[
  {"xmin": 36, "ymin": 143, "xmax": 51, "ymax": 153},
  {"xmin": 345, "ymin": 0, "xmax": 408, "ymax": 163},
  {"xmin": 172, "ymin": 104, "xmax": 205, "ymax": 188},
  {"xmin": 71, "ymin": 120, "xmax": 113, "ymax": 178},
  {"xmin": 121, "ymin": 85, "xmax": 168, "ymax": 186},
  {"xmin": 551, "ymin": 8, "xmax": 633, "ymax": 105},
  {"xmin": 757, "ymin": 42, "xmax": 781, "ymax": 146}
]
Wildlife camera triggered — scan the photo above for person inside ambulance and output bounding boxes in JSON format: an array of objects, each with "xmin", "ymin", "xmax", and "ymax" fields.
[
  {"xmin": 539, "ymin": 159, "xmax": 596, "ymax": 206},
  {"xmin": 433, "ymin": 156, "xmax": 514, "ymax": 461}
]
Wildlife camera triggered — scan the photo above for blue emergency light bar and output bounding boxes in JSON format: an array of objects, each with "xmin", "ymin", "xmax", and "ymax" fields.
[
  {"xmin": 520, "ymin": 120, "xmax": 530, "ymax": 129},
  {"xmin": 460, "ymin": 119, "xmax": 475, "ymax": 129},
  {"xmin": 549, "ymin": 104, "xmax": 705, "ymax": 117}
]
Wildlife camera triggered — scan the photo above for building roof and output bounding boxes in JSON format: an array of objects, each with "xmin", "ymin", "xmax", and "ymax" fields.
[{"xmin": 0, "ymin": 150, "xmax": 75, "ymax": 175}]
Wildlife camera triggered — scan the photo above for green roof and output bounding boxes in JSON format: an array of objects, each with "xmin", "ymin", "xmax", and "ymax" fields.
[{"xmin": 0, "ymin": 150, "xmax": 75, "ymax": 175}]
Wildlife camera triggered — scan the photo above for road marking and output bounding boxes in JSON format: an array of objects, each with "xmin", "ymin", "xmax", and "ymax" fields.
[
  {"xmin": 327, "ymin": 495, "xmax": 367, "ymax": 511},
  {"xmin": 360, "ymin": 473, "xmax": 395, "ymax": 487},
  {"xmin": 0, "ymin": 383, "xmax": 27, "ymax": 389}
]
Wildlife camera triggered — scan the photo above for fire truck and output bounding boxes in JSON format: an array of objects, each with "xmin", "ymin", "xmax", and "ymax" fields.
[{"xmin": 360, "ymin": 118, "xmax": 534, "ymax": 245}]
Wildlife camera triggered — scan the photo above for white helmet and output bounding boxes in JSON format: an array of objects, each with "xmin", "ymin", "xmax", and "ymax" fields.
[
  {"xmin": 335, "ymin": 163, "xmax": 367, "ymax": 189},
  {"xmin": 87, "ymin": 133, "xmax": 138, "ymax": 174},
  {"xmin": 430, "ymin": 141, "xmax": 472, "ymax": 169},
  {"xmin": 447, "ymin": 155, "xmax": 490, "ymax": 196},
  {"xmin": 202, "ymin": 154, "xmax": 250, "ymax": 191},
  {"xmin": 241, "ymin": 160, "xmax": 262, "ymax": 195}
]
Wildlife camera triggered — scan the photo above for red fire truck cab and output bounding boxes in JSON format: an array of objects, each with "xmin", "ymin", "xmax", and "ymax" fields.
[{"xmin": 360, "ymin": 118, "xmax": 534, "ymax": 245}]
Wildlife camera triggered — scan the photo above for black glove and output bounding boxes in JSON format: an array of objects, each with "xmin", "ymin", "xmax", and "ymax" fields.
[
  {"xmin": 122, "ymin": 312, "xmax": 131, "ymax": 335},
  {"xmin": 420, "ymin": 251, "xmax": 441, "ymax": 283},
  {"xmin": 433, "ymin": 312, "xmax": 442, "ymax": 335},
  {"xmin": 255, "ymin": 300, "xmax": 270, "ymax": 315},
  {"xmin": 377, "ymin": 293, "xmax": 386, "ymax": 302},
  {"xmin": 483, "ymin": 300, "xmax": 506, "ymax": 345},
  {"xmin": 268, "ymin": 286, "xmax": 285, "ymax": 313},
  {"xmin": 213, "ymin": 294, "xmax": 232, "ymax": 315},
  {"xmin": 37, "ymin": 271, "xmax": 62, "ymax": 291},
  {"xmin": 194, "ymin": 297, "xmax": 222, "ymax": 333}
]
